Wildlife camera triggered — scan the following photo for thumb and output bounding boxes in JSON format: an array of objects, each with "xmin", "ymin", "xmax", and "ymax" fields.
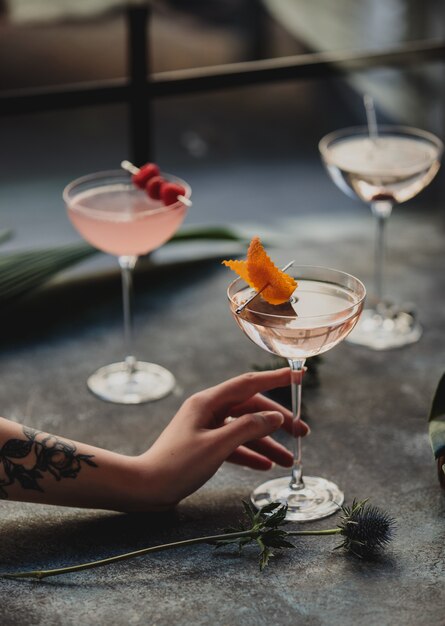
[{"xmin": 218, "ymin": 411, "xmax": 284, "ymax": 451}]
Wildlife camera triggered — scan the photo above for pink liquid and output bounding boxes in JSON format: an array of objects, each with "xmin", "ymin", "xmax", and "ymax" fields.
[
  {"xmin": 67, "ymin": 184, "xmax": 187, "ymax": 256},
  {"xmin": 230, "ymin": 280, "xmax": 363, "ymax": 360}
]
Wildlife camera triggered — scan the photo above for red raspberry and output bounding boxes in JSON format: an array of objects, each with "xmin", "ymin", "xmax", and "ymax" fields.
[
  {"xmin": 146, "ymin": 175, "xmax": 165, "ymax": 200},
  {"xmin": 161, "ymin": 182, "xmax": 186, "ymax": 206},
  {"xmin": 132, "ymin": 163, "xmax": 160, "ymax": 189}
]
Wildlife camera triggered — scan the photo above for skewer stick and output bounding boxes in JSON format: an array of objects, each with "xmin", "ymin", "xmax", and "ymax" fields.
[
  {"xmin": 235, "ymin": 260, "xmax": 295, "ymax": 315},
  {"xmin": 364, "ymin": 94, "xmax": 379, "ymax": 142},
  {"xmin": 120, "ymin": 160, "xmax": 192, "ymax": 207},
  {"xmin": 121, "ymin": 160, "xmax": 139, "ymax": 175}
]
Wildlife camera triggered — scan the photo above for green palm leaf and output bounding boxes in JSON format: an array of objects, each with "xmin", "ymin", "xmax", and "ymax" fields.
[{"xmin": 0, "ymin": 225, "xmax": 248, "ymax": 307}]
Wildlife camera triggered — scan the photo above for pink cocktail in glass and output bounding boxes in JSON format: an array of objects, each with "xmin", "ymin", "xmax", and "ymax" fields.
[
  {"xmin": 228, "ymin": 265, "xmax": 365, "ymax": 521},
  {"xmin": 67, "ymin": 182, "xmax": 188, "ymax": 257},
  {"xmin": 64, "ymin": 169, "xmax": 191, "ymax": 404}
]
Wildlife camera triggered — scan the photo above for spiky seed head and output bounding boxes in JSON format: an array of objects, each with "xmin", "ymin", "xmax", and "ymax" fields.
[{"xmin": 337, "ymin": 499, "xmax": 396, "ymax": 558}]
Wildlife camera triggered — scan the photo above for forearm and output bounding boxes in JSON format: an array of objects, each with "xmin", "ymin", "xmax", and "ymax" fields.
[
  {"xmin": 0, "ymin": 417, "xmax": 149, "ymax": 512},
  {"xmin": 0, "ymin": 370, "xmax": 303, "ymax": 512}
]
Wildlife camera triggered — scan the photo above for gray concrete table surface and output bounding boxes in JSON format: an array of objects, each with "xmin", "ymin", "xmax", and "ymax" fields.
[{"xmin": 0, "ymin": 211, "xmax": 444, "ymax": 626}]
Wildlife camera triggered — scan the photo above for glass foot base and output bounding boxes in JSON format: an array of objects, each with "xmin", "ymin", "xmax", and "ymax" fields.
[
  {"xmin": 87, "ymin": 361, "xmax": 176, "ymax": 404},
  {"xmin": 251, "ymin": 475, "xmax": 344, "ymax": 522},
  {"xmin": 346, "ymin": 308, "xmax": 422, "ymax": 350}
]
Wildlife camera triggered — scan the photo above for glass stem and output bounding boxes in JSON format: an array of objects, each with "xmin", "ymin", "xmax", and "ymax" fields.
[
  {"xmin": 371, "ymin": 200, "xmax": 392, "ymax": 304},
  {"xmin": 288, "ymin": 359, "xmax": 306, "ymax": 490},
  {"xmin": 118, "ymin": 255, "xmax": 138, "ymax": 373}
]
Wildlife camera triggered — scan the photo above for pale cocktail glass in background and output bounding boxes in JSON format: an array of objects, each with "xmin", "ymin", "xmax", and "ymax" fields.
[
  {"xmin": 319, "ymin": 125, "xmax": 442, "ymax": 350},
  {"xmin": 228, "ymin": 265, "xmax": 365, "ymax": 521},
  {"xmin": 64, "ymin": 170, "xmax": 191, "ymax": 404}
]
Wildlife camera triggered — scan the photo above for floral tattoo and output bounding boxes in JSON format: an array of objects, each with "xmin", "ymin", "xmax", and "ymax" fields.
[{"xmin": 0, "ymin": 427, "xmax": 97, "ymax": 499}]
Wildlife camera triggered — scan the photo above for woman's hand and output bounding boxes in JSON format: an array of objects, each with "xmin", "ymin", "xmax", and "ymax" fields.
[
  {"xmin": 136, "ymin": 368, "xmax": 309, "ymax": 510},
  {"xmin": 0, "ymin": 369, "xmax": 308, "ymax": 512}
]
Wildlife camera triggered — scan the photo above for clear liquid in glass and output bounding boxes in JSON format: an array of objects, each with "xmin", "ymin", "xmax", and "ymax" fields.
[
  {"xmin": 324, "ymin": 135, "xmax": 441, "ymax": 204},
  {"xmin": 319, "ymin": 127, "xmax": 442, "ymax": 350}
]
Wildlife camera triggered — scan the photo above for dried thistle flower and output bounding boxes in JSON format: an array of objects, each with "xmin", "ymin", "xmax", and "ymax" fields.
[
  {"xmin": 333, "ymin": 499, "xmax": 396, "ymax": 557},
  {"xmin": 1, "ymin": 498, "xmax": 395, "ymax": 580}
]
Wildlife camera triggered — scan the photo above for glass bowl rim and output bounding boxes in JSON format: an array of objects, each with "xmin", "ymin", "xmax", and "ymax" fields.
[
  {"xmin": 63, "ymin": 169, "xmax": 192, "ymax": 216},
  {"xmin": 227, "ymin": 264, "xmax": 366, "ymax": 322},
  {"xmin": 318, "ymin": 124, "xmax": 444, "ymax": 170}
]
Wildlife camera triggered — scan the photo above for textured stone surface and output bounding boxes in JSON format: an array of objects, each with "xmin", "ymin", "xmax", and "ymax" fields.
[
  {"xmin": 0, "ymin": 210, "xmax": 444, "ymax": 626},
  {"xmin": 0, "ymin": 38, "xmax": 444, "ymax": 620}
]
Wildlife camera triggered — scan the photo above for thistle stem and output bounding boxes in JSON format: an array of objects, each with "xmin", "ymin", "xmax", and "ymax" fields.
[
  {"xmin": 1, "ymin": 500, "xmax": 392, "ymax": 579},
  {"xmin": 2, "ymin": 528, "xmax": 343, "ymax": 580},
  {"xmin": 1, "ymin": 529, "xmax": 253, "ymax": 580},
  {"xmin": 287, "ymin": 529, "xmax": 342, "ymax": 537}
]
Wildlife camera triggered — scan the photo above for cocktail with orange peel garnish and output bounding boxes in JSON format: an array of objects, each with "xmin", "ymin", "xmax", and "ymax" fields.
[{"xmin": 224, "ymin": 238, "xmax": 366, "ymax": 521}]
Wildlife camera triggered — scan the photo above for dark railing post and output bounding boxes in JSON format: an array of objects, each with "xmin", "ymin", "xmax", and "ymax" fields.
[
  {"xmin": 246, "ymin": 0, "xmax": 269, "ymax": 60},
  {"xmin": 127, "ymin": 3, "xmax": 152, "ymax": 165}
]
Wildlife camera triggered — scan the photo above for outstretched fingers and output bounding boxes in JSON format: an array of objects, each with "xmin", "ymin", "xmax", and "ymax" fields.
[
  {"xmin": 200, "ymin": 369, "xmax": 293, "ymax": 421},
  {"xmin": 229, "ymin": 393, "xmax": 309, "ymax": 437},
  {"xmin": 243, "ymin": 436, "xmax": 294, "ymax": 467},
  {"xmin": 226, "ymin": 446, "xmax": 275, "ymax": 471}
]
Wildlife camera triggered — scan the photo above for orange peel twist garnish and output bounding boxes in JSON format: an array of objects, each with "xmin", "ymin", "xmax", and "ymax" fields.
[{"xmin": 222, "ymin": 237, "xmax": 297, "ymax": 305}]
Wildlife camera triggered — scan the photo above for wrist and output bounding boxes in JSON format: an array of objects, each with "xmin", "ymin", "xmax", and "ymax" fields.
[{"xmin": 121, "ymin": 453, "xmax": 178, "ymax": 513}]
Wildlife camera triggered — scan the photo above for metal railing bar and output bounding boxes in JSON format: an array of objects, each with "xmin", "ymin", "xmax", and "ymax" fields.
[
  {"xmin": 0, "ymin": 80, "xmax": 129, "ymax": 115},
  {"xmin": 152, "ymin": 39, "xmax": 445, "ymax": 96},
  {"xmin": 1, "ymin": 39, "xmax": 444, "ymax": 117}
]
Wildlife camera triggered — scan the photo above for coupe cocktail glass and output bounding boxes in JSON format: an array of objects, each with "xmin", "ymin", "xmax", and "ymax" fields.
[
  {"xmin": 228, "ymin": 265, "xmax": 365, "ymax": 521},
  {"xmin": 319, "ymin": 125, "xmax": 442, "ymax": 350},
  {"xmin": 63, "ymin": 170, "xmax": 191, "ymax": 404}
]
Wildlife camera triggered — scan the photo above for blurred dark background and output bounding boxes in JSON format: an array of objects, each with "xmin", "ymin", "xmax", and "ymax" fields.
[{"xmin": 0, "ymin": 0, "xmax": 444, "ymax": 252}]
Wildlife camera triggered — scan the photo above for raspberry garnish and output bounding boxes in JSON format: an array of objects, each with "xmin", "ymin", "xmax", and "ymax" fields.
[
  {"xmin": 132, "ymin": 163, "xmax": 160, "ymax": 189},
  {"xmin": 122, "ymin": 160, "xmax": 190, "ymax": 207},
  {"xmin": 161, "ymin": 182, "xmax": 186, "ymax": 206},
  {"xmin": 146, "ymin": 175, "xmax": 166, "ymax": 200}
]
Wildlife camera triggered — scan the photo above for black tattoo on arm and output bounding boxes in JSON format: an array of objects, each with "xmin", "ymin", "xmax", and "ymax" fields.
[{"xmin": 0, "ymin": 427, "xmax": 97, "ymax": 499}]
